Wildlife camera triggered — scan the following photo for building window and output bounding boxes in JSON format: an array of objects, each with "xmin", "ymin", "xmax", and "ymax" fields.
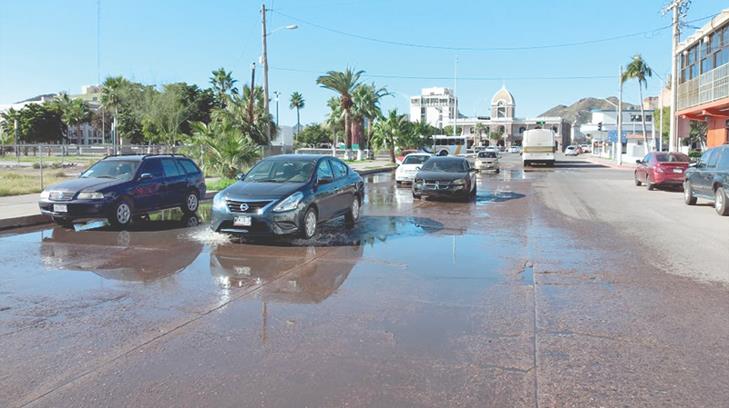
[{"xmin": 496, "ymin": 101, "xmax": 506, "ymax": 118}]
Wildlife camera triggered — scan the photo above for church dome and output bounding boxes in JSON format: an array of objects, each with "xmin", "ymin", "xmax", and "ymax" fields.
[{"xmin": 491, "ymin": 85, "xmax": 515, "ymax": 106}]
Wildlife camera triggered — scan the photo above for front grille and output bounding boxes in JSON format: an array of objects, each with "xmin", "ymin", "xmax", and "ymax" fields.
[
  {"xmin": 423, "ymin": 180, "xmax": 453, "ymax": 190},
  {"xmin": 49, "ymin": 191, "xmax": 75, "ymax": 201},
  {"xmin": 226, "ymin": 199, "xmax": 272, "ymax": 213}
]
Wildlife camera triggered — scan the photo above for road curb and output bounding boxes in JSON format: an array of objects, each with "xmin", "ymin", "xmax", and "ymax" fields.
[
  {"xmin": 584, "ymin": 156, "xmax": 637, "ymax": 171},
  {"xmin": 355, "ymin": 166, "xmax": 397, "ymax": 175}
]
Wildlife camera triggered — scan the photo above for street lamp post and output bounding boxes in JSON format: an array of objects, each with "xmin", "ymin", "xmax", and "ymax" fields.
[
  {"xmin": 617, "ymin": 65, "xmax": 623, "ymax": 166},
  {"xmin": 261, "ymin": 3, "xmax": 297, "ymax": 145}
]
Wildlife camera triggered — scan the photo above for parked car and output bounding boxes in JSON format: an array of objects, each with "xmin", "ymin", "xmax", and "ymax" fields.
[
  {"xmin": 634, "ymin": 152, "xmax": 690, "ymax": 191},
  {"xmin": 412, "ymin": 156, "xmax": 478, "ymax": 201},
  {"xmin": 38, "ymin": 154, "xmax": 206, "ymax": 228},
  {"xmin": 509, "ymin": 146, "xmax": 522, "ymax": 153},
  {"xmin": 396, "ymin": 153, "xmax": 431, "ymax": 185},
  {"xmin": 564, "ymin": 145, "xmax": 579, "ymax": 156},
  {"xmin": 683, "ymin": 145, "xmax": 729, "ymax": 216},
  {"xmin": 395, "ymin": 149, "xmax": 418, "ymax": 164},
  {"xmin": 210, "ymin": 155, "xmax": 364, "ymax": 239},
  {"xmin": 474, "ymin": 151, "xmax": 500, "ymax": 173},
  {"xmin": 580, "ymin": 144, "xmax": 592, "ymax": 153}
]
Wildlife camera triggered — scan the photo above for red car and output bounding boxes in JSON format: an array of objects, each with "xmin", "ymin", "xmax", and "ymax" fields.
[{"xmin": 634, "ymin": 152, "xmax": 690, "ymax": 190}]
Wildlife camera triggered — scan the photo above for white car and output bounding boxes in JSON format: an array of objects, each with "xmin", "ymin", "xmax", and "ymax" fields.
[
  {"xmin": 509, "ymin": 146, "xmax": 522, "ymax": 153},
  {"xmin": 475, "ymin": 151, "xmax": 500, "ymax": 173},
  {"xmin": 395, "ymin": 153, "xmax": 431, "ymax": 185},
  {"xmin": 565, "ymin": 145, "xmax": 579, "ymax": 156}
]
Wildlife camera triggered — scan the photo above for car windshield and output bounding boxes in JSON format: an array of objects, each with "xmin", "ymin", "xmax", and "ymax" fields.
[
  {"xmin": 80, "ymin": 160, "xmax": 139, "ymax": 180},
  {"xmin": 421, "ymin": 159, "xmax": 467, "ymax": 172},
  {"xmin": 478, "ymin": 151, "xmax": 497, "ymax": 158},
  {"xmin": 244, "ymin": 159, "xmax": 315, "ymax": 183},
  {"xmin": 656, "ymin": 153, "xmax": 689, "ymax": 163},
  {"xmin": 403, "ymin": 155, "xmax": 429, "ymax": 165}
]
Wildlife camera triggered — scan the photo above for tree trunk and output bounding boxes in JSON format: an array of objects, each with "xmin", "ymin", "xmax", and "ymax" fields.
[
  {"xmin": 344, "ymin": 110, "xmax": 352, "ymax": 149},
  {"xmin": 296, "ymin": 107, "xmax": 300, "ymax": 144},
  {"xmin": 639, "ymin": 85, "xmax": 650, "ymax": 152},
  {"xmin": 388, "ymin": 133, "xmax": 396, "ymax": 163}
]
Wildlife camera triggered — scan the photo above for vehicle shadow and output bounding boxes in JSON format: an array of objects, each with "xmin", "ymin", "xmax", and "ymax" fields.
[{"xmin": 233, "ymin": 215, "xmax": 444, "ymax": 247}]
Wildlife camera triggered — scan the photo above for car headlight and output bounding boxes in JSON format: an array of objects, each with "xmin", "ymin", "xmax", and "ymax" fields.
[
  {"xmin": 273, "ymin": 191, "xmax": 304, "ymax": 213},
  {"xmin": 414, "ymin": 178, "xmax": 423, "ymax": 185},
  {"xmin": 77, "ymin": 192, "xmax": 105, "ymax": 200},
  {"xmin": 213, "ymin": 193, "xmax": 227, "ymax": 211},
  {"xmin": 39, "ymin": 190, "xmax": 50, "ymax": 200},
  {"xmin": 452, "ymin": 179, "xmax": 466, "ymax": 185}
]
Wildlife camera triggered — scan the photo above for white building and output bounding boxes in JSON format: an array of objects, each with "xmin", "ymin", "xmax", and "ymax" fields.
[
  {"xmin": 409, "ymin": 87, "xmax": 458, "ymax": 129},
  {"xmin": 580, "ymin": 109, "xmax": 655, "ymax": 161},
  {"xmin": 409, "ymin": 85, "xmax": 571, "ymax": 150}
]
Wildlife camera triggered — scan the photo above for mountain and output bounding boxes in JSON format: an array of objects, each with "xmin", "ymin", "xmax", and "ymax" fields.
[{"xmin": 539, "ymin": 97, "xmax": 639, "ymax": 125}]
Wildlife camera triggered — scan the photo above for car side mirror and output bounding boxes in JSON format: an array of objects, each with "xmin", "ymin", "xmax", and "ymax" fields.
[
  {"xmin": 689, "ymin": 162, "xmax": 697, "ymax": 168},
  {"xmin": 235, "ymin": 172, "xmax": 246, "ymax": 181},
  {"xmin": 317, "ymin": 176, "xmax": 333, "ymax": 185},
  {"xmin": 635, "ymin": 160, "xmax": 642, "ymax": 164},
  {"xmin": 139, "ymin": 173, "xmax": 153, "ymax": 180}
]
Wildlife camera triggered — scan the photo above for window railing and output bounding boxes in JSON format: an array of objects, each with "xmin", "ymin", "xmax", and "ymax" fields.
[{"xmin": 678, "ymin": 63, "xmax": 729, "ymax": 111}]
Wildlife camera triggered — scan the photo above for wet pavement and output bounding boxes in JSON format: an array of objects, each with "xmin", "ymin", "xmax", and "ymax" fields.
[{"xmin": 1, "ymin": 155, "xmax": 729, "ymax": 407}]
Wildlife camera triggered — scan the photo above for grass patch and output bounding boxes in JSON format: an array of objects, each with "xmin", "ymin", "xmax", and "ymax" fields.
[
  {"xmin": 0, "ymin": 172, "xmax": 70, "ymax": 197},
  {"xmin": 206, "ymin": 177, "xmax": 236, "ymax": 192}
]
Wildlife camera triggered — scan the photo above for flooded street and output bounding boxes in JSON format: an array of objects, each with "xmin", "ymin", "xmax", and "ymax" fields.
[{"xmin": 2, "ymin": 155, "xmax": 729, "ymax": 407}]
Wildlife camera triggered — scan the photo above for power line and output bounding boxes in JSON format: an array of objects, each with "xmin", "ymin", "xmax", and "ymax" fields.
[
  {"xmin": 270, "ymin": 66, "xmax": 613, "ymax": 81},
  {"xmin": 272, "ymin": 10, "xmax": 718, "ymax": 52}
]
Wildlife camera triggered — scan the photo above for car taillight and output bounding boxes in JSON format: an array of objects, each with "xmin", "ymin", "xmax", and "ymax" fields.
[{"xmin": 655, "ymin": 164, "xmax": 665, "ymax": 173}]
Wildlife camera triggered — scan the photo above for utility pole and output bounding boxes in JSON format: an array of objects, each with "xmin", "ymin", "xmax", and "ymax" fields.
[
  {"xmin": 273, "ymin": 91, "xmax": 280, "ymax": 127},
  {"xmin": 248, "ymin": 62, "xmax": 256, "ymax": 124},
  {"xmin": 453, "ymin": 56, "xmax": 458, "ymax": 138},
  {"xmin": 14, "ymin": 119, "xmax": 19, "ymax": 162},
  {"xmin": 261, "ymin": 3, "xmax": 271, "ymax": 145},
  {"xmin": 659, "ymin": 92, "xmax": 664, "ymax": 152},
  {"xmin": 617, "ymin": 65, "xmax": 624, "ymax": 166},
  {"xmin": 664, "ymin": 0, "xmax": 689, "ymax": 152}
]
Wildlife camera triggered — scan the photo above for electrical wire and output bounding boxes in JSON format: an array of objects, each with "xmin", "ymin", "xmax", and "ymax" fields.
[
  {"xmin": 272, "ymin": 10, "xmax": 718, "ymax": 52},
  {"xmin": 270, "ymin": 66, "xmax": 613, "ymax": 81}
]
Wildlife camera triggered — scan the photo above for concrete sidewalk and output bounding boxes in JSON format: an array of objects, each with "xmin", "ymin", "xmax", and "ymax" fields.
[{"xmin": 583, "ymin": 154, "xmax": 638, "ymax": 171}]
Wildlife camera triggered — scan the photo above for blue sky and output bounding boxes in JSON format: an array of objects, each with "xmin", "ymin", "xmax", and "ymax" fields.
[{"xmin": 0, "ymin": 0, "xmax": 721, "ymax": 126}]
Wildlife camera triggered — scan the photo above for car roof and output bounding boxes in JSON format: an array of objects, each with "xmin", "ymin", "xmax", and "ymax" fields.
[
  {"xmin": 428, "ymin": 156, "xmax": 467, "ymax": 162},
  {"xmin": 265, "ymin": 154, "xmax": 329, "ymax": 161},
  {"xmin": 405, "ymin": 152, "xmax": 430, "ymax": 156},
  {"xmin": 102, "ymin": 154, "xmax": 190, "ymax": 161}
]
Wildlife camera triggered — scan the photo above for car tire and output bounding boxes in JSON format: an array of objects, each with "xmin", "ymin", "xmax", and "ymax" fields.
[
  {"xmin": 182, "ymin": 190, "xmax": 199, "ymax": 214},
  {"xmin": 646, "ymin": 176, "xmax": 656, "ymax": 191},
  {"xmin": 109, "ymin": 198, "xmax": 133, "ymax": 228},
  {"xmin": 684, "ymin": 181, "xmax": 697, "ymax": 205},
  {"xmin": 470, "ymin": 183, "xmax": 477, "ymax": 199},
  {"xmin": 412, "ymin": 192, "xmax": 421, "ymax": 200},
  {"xmin": 715, "ymin": 187, "xmax": 729, "ymax": 216},
  {"xmin": 344, "ymin": 196, "xmax": 360, "ymax": 227},
  {"xmin": 300, "ymin": 207, "xmax": 318, "ymax": 239},
  {"xmin": 634, "ymin": 173, "xmax": 642, "ymax": 186}
]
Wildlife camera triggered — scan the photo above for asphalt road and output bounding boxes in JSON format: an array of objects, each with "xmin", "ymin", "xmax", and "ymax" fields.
[{"xmin": 1, "ymin": 154, "xmax": 728, "ymax": 407}]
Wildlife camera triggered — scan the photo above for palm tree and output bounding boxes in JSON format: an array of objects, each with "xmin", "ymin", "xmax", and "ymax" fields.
[
  {"xmin": 54, "ymin": 93, "xmax": 91, "ymax": 143},
  {"xmin": 622, "ymin": 55, "xmax": 653, "ymax": 151},
  {"xmin": 316, "ymin": 68, "xmax": 363, "ymax": 157},
  {"xmin": 351, "ymin": 83, "xmax": 389, "ymax": 150},
  {"xmin": 190, "ymin": 119, "xmax": 259, "ymax": 178},
  {"xmin": 289, "ymin": 91, "xmax": 305, "ymax": 139},
  {"xmin": 325, "ymin": 97, "xmax": 344, "ymax": 148},
  {"xmin": 474, "ymin": 123, "xmax": 487, "ymax": 146},
  {"xmin": 371, "ymin": 110, "xmax": 409, "ymax": 163},
  {"xmin": 101, "ymin": 76, "xmax": 130, "ymax": 146},
  {"xmin": 210, "ymin": 68, "xmax": 238, "ymax": 107}
]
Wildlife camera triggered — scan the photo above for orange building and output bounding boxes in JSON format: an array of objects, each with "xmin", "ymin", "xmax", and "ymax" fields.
[{"xmin": 676, "ymin": 9, "xmax": 729, "ymax": 148}]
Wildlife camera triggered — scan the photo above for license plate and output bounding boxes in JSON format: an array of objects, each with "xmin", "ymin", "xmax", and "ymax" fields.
[
  {"xmin": 53, "ymin": 204, "xmax": 68, "ymax": 213},
  {"xmin": 673, "ymin": 168, "xmax": 683, "ymax": 174},
  {"xmin": 234, "ymin": 216, "xmax": 252, "ymax": 227}
]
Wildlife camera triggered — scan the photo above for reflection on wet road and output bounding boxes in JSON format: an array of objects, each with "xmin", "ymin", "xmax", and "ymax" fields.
[{"xmin": 2, "ymin": 157, "xmax": 729, "ymax": 407}]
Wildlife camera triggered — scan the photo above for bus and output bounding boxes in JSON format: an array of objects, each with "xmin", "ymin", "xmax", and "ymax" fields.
[
  {"xmin": 430, "ymin": 135, "xmax": 473, "ymax": 156},
  {"xmin": 522, "ymin": 129, "xmax": 556, "ymax": 166}
]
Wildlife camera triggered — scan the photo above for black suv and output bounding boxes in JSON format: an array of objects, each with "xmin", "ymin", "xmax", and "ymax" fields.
[
  {"xmin": 684, "ymin": 145, "xmax": 729, "ymax": 216},
  {"xmin": 39, "ymin": 154, "xmax": 206, "ymax": 227}
]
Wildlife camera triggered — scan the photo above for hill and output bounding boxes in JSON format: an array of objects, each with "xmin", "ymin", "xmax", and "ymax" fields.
[{"xmin": 539, "ymin": 97, "xmax": 639, "ymax": 125}]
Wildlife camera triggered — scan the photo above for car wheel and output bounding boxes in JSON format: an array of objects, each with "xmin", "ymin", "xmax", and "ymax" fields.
[
  {"xmin": 634, "ymin": 173, "xmax": 642, "ymax": 186},
  {"xmin": 344, "ymin": 196, "xmax": 360, "ymax": 227},
  {"xmin": 646, "ymin": 176, "xmax": 655, "ymax": 191},
  {"xmin": 715, "ymin": 187, "xmax": 729, "ymax": 216},
  {"xmin": 182, "ymin": 190, "xmax": 199, "ymax": 214},
  {"xmin": 412, "ymin": 192, "xmax": 421, "ymax": 200},
  {"xmin": 300, "ymin": 207, "xmax": 318, "ymax": 239},
  {"xmin": 470, "ymin": 183, "xmax": 477, "ymax": 198},
  {"xmin": 684, "ymin": 181, "xmax": 697, "ymax": 205},
  {"xmin": 110, "ymin": 198, "xmax": 133, "ymax": 228}
]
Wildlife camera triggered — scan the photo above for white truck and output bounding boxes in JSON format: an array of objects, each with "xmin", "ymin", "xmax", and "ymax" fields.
[{"xmin": 522, "ymin": 129, "xmax": 556, "ymax": 167}]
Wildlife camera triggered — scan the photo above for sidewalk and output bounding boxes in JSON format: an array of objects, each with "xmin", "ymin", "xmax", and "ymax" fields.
[
  {"xmin": 349, "ymin": 159, "xmax": 397, "ymax": 174},
  {"xmin": 583, "ymin": 154, "xmax": 638, "ymax": 171}
]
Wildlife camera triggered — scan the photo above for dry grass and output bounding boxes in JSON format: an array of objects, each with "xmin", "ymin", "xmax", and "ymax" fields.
[{"xmin": 0, "ymin": 172, "xmax": 70, "ymax": 197}]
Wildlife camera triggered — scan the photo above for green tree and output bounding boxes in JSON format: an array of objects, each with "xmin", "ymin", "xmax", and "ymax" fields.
[
  {"xmin": 351, "ymin": 83, "xmax": 388, "ymax": 149},
  {"xmin": 653, "ymin": 106, "xmax": 670, "ymax": 147},
  {"xmin": 687, "ymin": 120, "xmax": 708, "ymax": 149},
  {"xmin": 622, "ymin": 54, "xmax": 653, "ymax": 151},
  {"xmin": 7, "ymin": 104, "xmax": 65, "ymax": 143},
  {"xmin": 289, "ymin": 92, "xmax": 305, "ymax": 140},
  {"xmin": 442, "ymin": 125, "xmax": 463, "ymax": 136},
  {"xmin": 316, "ymin": 68, "xmax": 363, "ymax": 154},
  {"xmin": 101, "ymin": 76, "xmax": 149, "ymax": 144},
  {"xmin": 210, "ymin": 67, "xmax": 238, "ymax": 108},
  {"xmin": 189, "ymin": 118, "xmax": 259, "ymax": 178},
  {"xmin": 296, "ymin": 123, "xmax": 331, "ymax": 147},
  {"xmin": 52, "ymin": 92, "xmax": 91, "ymax": 143},
  {"xmin": 221, "ymin": 85, "xmax": 277, "ymax": 145},
  {"xmin": 371, "ymin": 109, "xmax": 409, "ymax": 163},
  {"xmin": 141, "ymin": 83, "xmax": 213, "ymax": 147},
  {"xmin": 325, "ymin": 96, "xmax": 344, "ymax": 147}
]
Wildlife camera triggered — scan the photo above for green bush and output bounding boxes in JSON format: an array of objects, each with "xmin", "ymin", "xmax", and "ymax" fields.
[{"xmin": 207, "ymin": 177, "xmax": 236, "ymax": 192}]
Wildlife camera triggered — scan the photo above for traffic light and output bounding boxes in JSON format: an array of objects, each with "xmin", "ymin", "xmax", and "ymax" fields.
[{"xmin": 598, "ymin": 122, "xmax": 603, "ymax": 131}]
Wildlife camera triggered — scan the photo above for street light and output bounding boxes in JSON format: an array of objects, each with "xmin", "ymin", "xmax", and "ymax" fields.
[{"xmin": 261, "ymin": 3, "xmax": 298, "ymax": 146}]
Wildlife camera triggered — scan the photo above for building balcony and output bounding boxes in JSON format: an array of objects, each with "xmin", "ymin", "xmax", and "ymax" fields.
[{"xmin": 677, "ymin": 63, "xmax": 729, "ymax": 112}]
